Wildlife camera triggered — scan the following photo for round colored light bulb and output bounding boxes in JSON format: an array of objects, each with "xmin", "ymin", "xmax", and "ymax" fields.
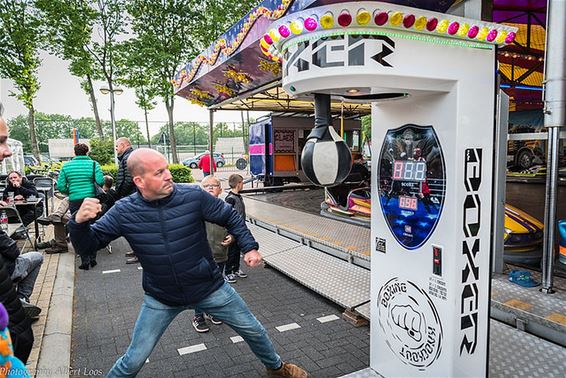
[
  {"xmin": 448, "ymin": 21, "xmax": 459, "ymax": 35},
  {"xmin": 487, "ymin": 29, "xmax": 498, "ymax": 42},
  {"xmin": 403, "ymin": 14, "xmax": 415, "ymax": 28},
  {"xmin": 374, "ymin": 11, "xmax": 388, "ymax": 26},
  {"xmin": 338, "ymin": 10, "xmax": 352, "ymax": 27},
  {"xmin": 269, "ymin": 29, "xmax": 281, "ymax": 43},
  {"xmin": 320, "ymin": 12, "xmax": 334, "ymax": 29},
  {"xmin": 264, "ymin": 34, "xmax": 273, "ymax": 45},
  {"xmin": 414, "ymin": 16, "xmax": 427, "ymax": 30},
  {"xmin": 290, "ymin": 20, "xmax": 303, "ymax": 35},
  {"xmin": 390, "ymin": 12, "xmax": 403, "ymax": 26},
  {"xmin": 457, "ymin": 23, "xmax": 470, "ymax": 37},
  {"xmin": 357, "ymin": 9, "xmax": 371, "ymax": 25},
  {"xmin": 436, "ymin": 19, "xmax": 449, "ymax": 33},
  {"xmin": 426, "ymin": 17, "xmax": 438, "ymax": 32},
  {"xmin": 495, "ymin": 30, "xmax": 508, "ymax": 44},
  {"xmin": 278, "ymin": 25, "xmax": 291, "ymax": 38},
  {"xmin": 304, "ymin": 17, "xmax": 318, "ymax": 31},
  {"xmin": 477, "ymin": 27, "xmax": 489, "ymax": 40},
  {"xmin": 505, "ymin": 32, "xmax": 516, "ymax": 44},
  {"xmin": 467, "ymin": 25, "xmax": 479, "ymax": 38}
]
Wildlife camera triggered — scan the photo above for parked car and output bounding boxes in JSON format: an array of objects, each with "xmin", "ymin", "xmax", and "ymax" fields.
[
  {"xmin": 24, "ymin": 154, "xmax": 39, "ymax": 166},
  {"xmin": 182, "ymin": 152, "xmax": 225, "ymax": 169}
]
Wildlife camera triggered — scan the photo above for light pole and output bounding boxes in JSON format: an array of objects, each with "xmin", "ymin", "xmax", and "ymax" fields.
[{"xmin": 100, "ymin": 86, "xmax": 124, "ymax": 165}]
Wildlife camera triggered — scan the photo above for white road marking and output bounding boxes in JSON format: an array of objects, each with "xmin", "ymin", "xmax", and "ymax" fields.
[
  {"xmin": 102, "ymin": 269, "xmax": 121, "ymax": 274},
  {"xmin": 178, "ymin": 343, "xmax": 207, "ymax": 356},
  {"xmin": 230, "ymin": 336, "xmax": 244, "ymax": 344},
  {"xmin": 317, "ymin": 315, "xmax": 340, "ymax": 323},
  {"xmin": 276, "ymin": 323, "xmax": 301, "ymax": 332}
]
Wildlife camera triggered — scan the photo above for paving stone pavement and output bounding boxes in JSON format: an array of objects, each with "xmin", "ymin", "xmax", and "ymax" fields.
[{"xmin": 70, "ymin": 238, "xmax": 371, "ymax": 377}]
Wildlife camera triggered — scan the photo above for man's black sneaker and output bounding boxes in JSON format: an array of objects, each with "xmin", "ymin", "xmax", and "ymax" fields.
[
  {"xmin": 208, "ymin": 315, "xmax": 223, "ymax": 325},
  {"xmin": 192, "ymin": 315, "xmax": 210, "ymax": 333},
  {"xmin": 21, "ymin": 301, "xmax": 41, "ymax": 319}
]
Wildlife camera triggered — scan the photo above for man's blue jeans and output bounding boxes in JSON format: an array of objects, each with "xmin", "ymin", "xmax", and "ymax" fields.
[
  {"xmin": 107, "ymin": 282, "xmax": 281, "ymax": 377},
  {"xmin": 11, "ymin": 251, "xmax": 44, "ymax": 302}
]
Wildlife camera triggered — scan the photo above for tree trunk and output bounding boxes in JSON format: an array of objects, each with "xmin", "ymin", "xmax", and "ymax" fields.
[
  {"xmin": 165, "ymin": 96, "xmax": 178, "ymax": 163},
  {"xmin": 144, "ymin": 107, "xmax": 152, "ymax": 148},
  {"xmin": 28, "ymin": 105, "xmax": 41, "ymax": 163},
  {"xmin": 86, "ymin": 74, "xmax": 104, "ymax": 137}
]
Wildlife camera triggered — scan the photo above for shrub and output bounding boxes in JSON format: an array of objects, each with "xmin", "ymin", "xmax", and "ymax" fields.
[
  {"xmin": 100, "ymin": 164, "xmax": 118, "ymax": 181},
  {"xmin": 89, "ymin": 138, "xmax": 114, "ymax": 165},
  {"xmin": 169, "ymin": 164, "xmax": 194, "ymax": 183}
]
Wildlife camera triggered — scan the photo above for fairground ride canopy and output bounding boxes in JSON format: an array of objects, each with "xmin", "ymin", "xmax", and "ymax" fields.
[
  {"xmin": 173, "ymin": 0, "xmax": 546, "ymax": 114},
  {"xmin": 494, "ymin": 0, "xmax": 546, "ymax": 111}
]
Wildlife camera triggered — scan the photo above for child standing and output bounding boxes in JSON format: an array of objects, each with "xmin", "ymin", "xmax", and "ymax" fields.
[
  {"xmin": 224, "ymin": 174, "xmax": 248, "ymax": 283},
  {"xmin": 192, "ymin": 175, "xmax": 232, "ymax": 333}
]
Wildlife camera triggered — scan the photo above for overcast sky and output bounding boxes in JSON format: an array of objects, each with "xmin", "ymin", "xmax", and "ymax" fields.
[{"xmin": 0, "ymin": 51, "xmax": 266, "ymax": 138}]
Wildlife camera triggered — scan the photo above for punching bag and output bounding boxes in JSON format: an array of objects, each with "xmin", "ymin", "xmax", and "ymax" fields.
[{"xmin": 301, "ymin": 93, "xmax": 352, "ymax": 187}]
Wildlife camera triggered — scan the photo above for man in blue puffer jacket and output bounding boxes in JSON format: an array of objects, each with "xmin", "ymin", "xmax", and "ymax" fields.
[{"xmin": 68, "ymin": 148, "xmax": 307, "ymax": 378}]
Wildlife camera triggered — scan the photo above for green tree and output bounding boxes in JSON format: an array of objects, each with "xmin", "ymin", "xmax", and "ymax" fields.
[
  {"xmin": 8, "ymin": 113, "xmax": 84, "ymax": 153},
  {"xmin": 109, "ymin": 119, "xmax": 146, "ymax": 145},
  {"xmin": 117, "ymin": 40, "xmax": 158, "ymax": 148},
  {"xmin": 37, "ymin": 0, "xmax": 105, "ymax": 136},
  {"xmin": 0, "ymin": 0, "xmax": 45, "ymax": 161},
  {"xmin": 127, "ymin": 0, "xmax": 201, "ymax": 164}
]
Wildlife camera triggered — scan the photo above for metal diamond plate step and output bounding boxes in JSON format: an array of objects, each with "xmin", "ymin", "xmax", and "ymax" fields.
[
  {"xmin": 247, "ymin": 223, "xmax": 301, "ymax": 257},
  {"xmin": 264, "ymin": 245, "xmax": 370, "ymax": 309}
]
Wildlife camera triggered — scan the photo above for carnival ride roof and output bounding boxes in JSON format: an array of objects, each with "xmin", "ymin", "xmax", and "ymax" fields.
[
  {"xmin": 174, "ymin": 0, "xmax": 547, "ymax": 114},
  {"xmin": 494, "ymin": 0, "xmax": 546, "ymax": 111}
]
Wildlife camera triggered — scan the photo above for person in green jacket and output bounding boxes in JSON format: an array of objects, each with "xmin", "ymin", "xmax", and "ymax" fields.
[
  {"xmin": 57, "ymin": 143, "xmax": 104, "ymax": 219},
  {"xmin": 57, "ymin": 143, "xmax": 104, "ymax": 270}
]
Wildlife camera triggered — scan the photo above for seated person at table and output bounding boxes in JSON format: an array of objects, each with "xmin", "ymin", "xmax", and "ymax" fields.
[{"xmin": 0, "ymin": 171, "xmax": 43, "ymax": 227}]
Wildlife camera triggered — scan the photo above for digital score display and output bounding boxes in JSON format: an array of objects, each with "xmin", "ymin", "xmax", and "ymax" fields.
[
  {"xmin": 378, "ymin": 124, "xmax": 446, "ymax": 250},
  {"xmin": 392, "ymin": 160, "xmax": 427, "ymax": 181},
  {"xmin": 399, "ymin": 196, "xmax": 418, "ymax": 211}
]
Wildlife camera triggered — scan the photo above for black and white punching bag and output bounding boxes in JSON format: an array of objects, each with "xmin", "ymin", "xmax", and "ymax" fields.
[{"xmin": 301, "ymin": 93, "xmax": 352, "ymax": 187}]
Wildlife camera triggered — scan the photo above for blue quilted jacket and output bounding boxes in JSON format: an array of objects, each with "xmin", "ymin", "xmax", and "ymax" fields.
[{"xmin": 68, "ymin": 184, "xmax": 259, "ymax": 306}]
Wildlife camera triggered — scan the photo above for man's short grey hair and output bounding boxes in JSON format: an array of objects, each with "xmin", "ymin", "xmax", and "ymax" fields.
[
  {"xmin": 117, "ymin": 137, "xmax": 131, "ymax": 146},
  {"xmin": 0, "ymin": 102, "xmax": 4, "ymax": 117}
]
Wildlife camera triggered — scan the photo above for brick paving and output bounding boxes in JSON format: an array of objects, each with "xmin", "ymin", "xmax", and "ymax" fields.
[{"xmin": 70, "ymin": 239, "xmax": 370, "ymax": 377}]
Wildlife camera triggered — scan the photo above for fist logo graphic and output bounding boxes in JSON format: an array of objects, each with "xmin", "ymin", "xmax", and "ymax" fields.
[
  {"xmin": 378, "ymin": 278, "xmax": 443, "ymax": 369},
  {"xmin": 391, "ymin": 304, "xmax": 422, "ymax": 342}
]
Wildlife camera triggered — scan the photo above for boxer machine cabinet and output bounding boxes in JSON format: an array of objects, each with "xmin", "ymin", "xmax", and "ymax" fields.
[{"xmin": 377, "ymin": 124, "xmax": 446, "ymax": 250}]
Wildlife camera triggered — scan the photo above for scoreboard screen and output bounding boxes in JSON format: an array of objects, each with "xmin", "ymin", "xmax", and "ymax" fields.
[
  {"xmin": 392, "ymin": 160, "xmax": 427, "ymax": 182},
  {"xmin": 377, "ymin": 124, "xmax": 446, "ymax": 250}
]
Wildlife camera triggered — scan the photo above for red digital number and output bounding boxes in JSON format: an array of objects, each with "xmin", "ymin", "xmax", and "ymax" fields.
[
  {"xmin": 393, "ymin": 161, "xmax": 404, "ymax": 180},
  {"xmin": 399, "ymin": 196, "xmax": 418, "ymax": 211}
]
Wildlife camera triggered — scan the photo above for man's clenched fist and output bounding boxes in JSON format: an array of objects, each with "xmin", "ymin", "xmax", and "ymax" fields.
[
  {"xmin": 75, "ymin": 198, "xmax": 102, "ymax": 223},
  {"xmin": 244, "ymin": 249, "xmax": 263, "ymax": 267}
]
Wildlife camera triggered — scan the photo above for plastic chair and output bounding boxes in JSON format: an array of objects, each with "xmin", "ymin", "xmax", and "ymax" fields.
[
  {"xmin": 0, "ymin": 205, "xmax": 33, "ymax": 252},
  {"xmin": 33, "ymin": 177, "xmax": 55, "ymax": 216}
]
